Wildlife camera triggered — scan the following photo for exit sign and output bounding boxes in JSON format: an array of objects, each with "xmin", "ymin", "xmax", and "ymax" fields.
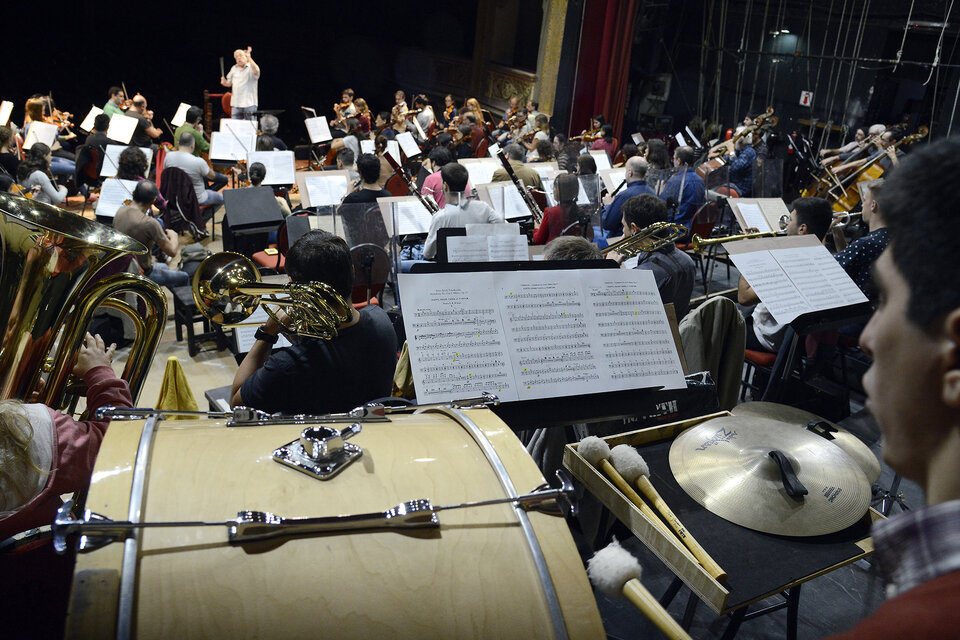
[{"xmin": 800, "ymin": 91, "xmax": 813, "ymax": 106}]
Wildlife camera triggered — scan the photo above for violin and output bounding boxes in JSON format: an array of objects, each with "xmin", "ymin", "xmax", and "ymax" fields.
[{"xmin": 572, "ymin": 128, "xmax": 601, "ymax": 142}]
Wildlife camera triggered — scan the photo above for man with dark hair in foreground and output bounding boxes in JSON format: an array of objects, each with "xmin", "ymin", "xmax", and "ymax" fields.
[
  {"xmin": 826, "ymin": 137, "xmax": 960, "ymax": 639},
  {"xmin": 231, "ymin": 230, "xmax": 397, "ymax": 414}
]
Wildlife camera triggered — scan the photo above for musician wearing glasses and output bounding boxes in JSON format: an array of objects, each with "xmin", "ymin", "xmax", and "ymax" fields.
[
  {"xmin": 608, "ymin": 194, "xmax": 695, "ymax": 320},
  {"xmin": 826, "ymin": 137, "xmax": 960, "ymax": 640},
  {"xmin": 230, "ymin": 231, "xmax": 397, "ymax": 415},
  {"xmin": 599, "ymin": 156, "xmax": 655, "ymax": 238}
]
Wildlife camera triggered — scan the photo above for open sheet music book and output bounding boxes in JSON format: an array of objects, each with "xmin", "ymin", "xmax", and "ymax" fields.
[
  {"xmin": 219, "ymin": 118, "xmax": 257, "ymax": 138},
  {"xmin": 395, "ymin": 131, "xmax": 421, "ymax": 158},
  {"xmin": 0, "ymin": 100, "xmax": 12, "ymax": 126},
  {"xmin": 477, "ymin": 182, "xmax": 532, "ymax": 220},
  {"xmin": 105, "ymin": 114, "xmax": 139, "ymax": 145},
  {"xmin": 377, "ymin": 196, "xmax": 433, "ymax": 235},
  {"xmin": 304, "ymin": 116, "xmax": 332, "ymax": 144},
  {"xmin": 210, "ymin": 131, "xmax": 254, "ymax": 161},
  {"xmin": 446, "ymin": 223, "xmax": 527, "ymax": 263},
  {"xmin": 247, "ymin": 150, "xmax": 295, "ymax": 185},
  {"xmin": 399, "ymin": 268, "xmax": 686, "ymax": 404},
  {"xmin": 726, "ymin": 234, "xmax": 869, "ymax": 325},
  {"xmin": 729, "ymin": 198, "xmax": 791, "ymax": 234},
  {"xmin": 589, "ymin": 150, "xmax": 613, "ymax": 170},
  {"xmin": 101, "ymin": 144, "xmax": 152, "ymax": 178},
  {"xmin": 79, "ymin": 106, "xmax": 103, "ymax": 132},
  {"xmin": 95, "ymin": 178, "xmax": 138, "ymax": 218},
  {"xmin": 460, "ymin": 158, "xmax": 500, "ymax": 186},
  {"xmin": 23, "ymin": 122, "xmax": 58, "ymax": 150},
  {"xmin": 170, "ymin": 103, "xmax": 191, "ymax": 127},
  {"xmin": 235, "ymin": 306, "xmax": 293, "ymax": 352},
  {"xmin": 296, "ymin": 171, "xmax": 351, "ymax": 207},
  {"xmin": 599, "ymin": 168, "xmax": 627, "ymax": 193}
]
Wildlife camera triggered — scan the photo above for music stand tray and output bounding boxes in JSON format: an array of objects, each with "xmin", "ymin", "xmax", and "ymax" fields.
[{"xmin": 563, "ymin": 411, "xmax": 879, "ymax": 616}]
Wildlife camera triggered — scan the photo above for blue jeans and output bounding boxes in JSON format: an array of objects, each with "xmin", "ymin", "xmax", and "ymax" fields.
[
  {"xmin": 50, "ymin": 156, "xmax": 75, "ymax": 176},
  {"xmin": 232, "ymin": 105, "xmax": 257, "ymax": 121},
  {"xmin": 201, "ymin": 190, "xmax": 224, "ymax": 207},
  {"xmin": 147, "ymin": 262, "xmax": 190, "ymax": 287}
]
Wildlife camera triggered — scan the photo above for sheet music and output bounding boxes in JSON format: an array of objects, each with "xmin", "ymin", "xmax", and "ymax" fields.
[
  {"xmin": 400, "ymin": 272, "xmax": 518, "ymax": 402},
  {"xmin": 23, "ymin": 122, "xmax": 58, "ymax": 150},
  {"xmin": 447, "ymin": 235, "xmax": 527, "ymax": 263},
  {"xmin": 305, "ymin": 116, "xmax": 332, "ymax": 144},
  {"xmin": 488, "ymin": 235, "xmax": 528, "ymax": 261},
  {"xmin": 737, "ymin": 202, "xmax": 772, "ymax": 233},
  {"xmin": 247, "ymin": 150, "xmax": 295, "ymax": 185},
  {"xmin": 235, "ymin": 306, "xmax": 293, "ymax": 352},
  {"xmin": 79, "ymin": 106, "xmax": 103, "ymax": 133},
  {"xmin": 105, "ymin": 114, "xmax": 138, "ymax": 145},
  {"xmin": 462, "ymin": 159, "xmax": 499, "ymax": 186},
  {"xmin": 488, "ymin": 143, "xmax": 501, "ymax": 158},
  {"xmin": 101, "ymin": 144, "xmax": 152, "ymax": 178},
  {"xmin": 170, "ymin": 103, "xmax": 191, "ymax": 127},
  {"xmin": 466, "ymin": 222, "xmax": 521, "ymax": 236},
  {"xmin": 386, "ymin": 140, "xmax": 401, "ymax": 165},
  {"xmin": 674, "ymin": 132, "xmax": 687, "ymax": 146},
  {"xmin": 600, "ymin": 169, "xmax": 627, "ymax": 193},
  {"xmin": 303, "ymin": 174, "xmax": 349, "ymax": 207},
  {"xmin": 0, "ymin": 100, "xmax": 12, "ymax": 126},
  {"xmin": 377, "ymin": 198, "xmax": 432, "ymax": 236},
  {"xmin": 632, "ymin": 132, "xmax": 645, "ymax": 144},
  {"xmin": 210, "ymin": 131, "xmax": 255, "ymax": 161},
  {"xmin": 360, "ymin": 139, "xmax": 375, "ymax": 154},
  {"xmin": 219, "ymin": 118, "xmax": 257, "ymax": 137},
  {"xmin": 484, "ymin": 183, "xmax": 532, "ymax": 220},
  {"xmin": 396, "ymin": 131, "xmax": 421, "ymax": 158},
  {"xmin": 590, "ymin": 150, "xmax": 612, "ymax": 170},
  {"xmin": 576, "ymin": 178, "xmax": 593, "ymax": 205},
  {"xmin": 400, "ymin": 269, "xmax": 685, "ymax": 404},
  {"xmin": 95, "ymin": 178, "xmax": 139, "ymax": 218},
  {"xmin": 771, "ymin": 245, "xmax": 868, "ymax": 310}
]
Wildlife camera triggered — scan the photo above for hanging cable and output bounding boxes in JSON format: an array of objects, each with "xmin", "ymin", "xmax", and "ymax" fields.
[
  {"xmin": 923, "ymin": 0, "xmax": 954, "ymax": 86},
  {"xmin": 808, "ymin": 0, "xmax": 835, "ymax": 140},
  {"xmin": 837, "ymin": 0, "xmax": 871, "ymax": 141},
  {"xmin": 819, "ymin": 0, "xmax": 852, "ymax": 152},
  {"xmin": 928, "ymin": 0, "xmax": 956, "ymax": 141},
  {"xmin": 747, "ymin": 0, "xmax": 771, "ymax": 116},
  {"xmin": 893, "ymin": 0, "xmax": 916, "ymax": 73},
  {"xmin": 946, "ymin": 15, "xmax": 960, "ymax": 135},
  {"xmin": 733, "ymin": 0, "xmax": 754, "ymax": 123},
  {"xmin": 697, "ymin": 2, "xmax": 709, "ymax": 120},
  {"xmin": 765, "ymin": 0, "xmax": 787, "ymax": 107}
]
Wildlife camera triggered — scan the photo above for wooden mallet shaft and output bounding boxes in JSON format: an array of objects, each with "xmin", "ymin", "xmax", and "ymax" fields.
[
  {"xmin": 597, "ymin": 460, "xmax": 687, "ymax": 548},
  {"xmin": 634, "ymin": 474, "xmax": 727, "ymax": 584},
  {"xmin": 623, "ymin": 578, "xmax": 694, "ymax": 640}
]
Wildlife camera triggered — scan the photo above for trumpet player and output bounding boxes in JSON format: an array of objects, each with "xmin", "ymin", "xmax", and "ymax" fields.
[
  {"xmin": 833, "ymin": 178, "xmax": 889, "ymax": 301},
  {"xmin": 230, "ymin": 231, "xmax": 397, "ymax": 415},
  {"xmin": 607, "ymin": 194, "xmax": 696, "ymax": 320}
]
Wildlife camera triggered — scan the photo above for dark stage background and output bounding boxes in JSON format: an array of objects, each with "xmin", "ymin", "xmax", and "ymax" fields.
[{"xmin": 6, "ymin": 2, "xmax": 479, "ymax": 146}]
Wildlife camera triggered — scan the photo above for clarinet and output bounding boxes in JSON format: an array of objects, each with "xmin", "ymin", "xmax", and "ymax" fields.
[
  {"xmin": 495, "ymin": 149, "xmax": 543, "ymax": 223},
  {"xmin": 382, "ymin": 153, "xmax": 439, "ymax": 214}
]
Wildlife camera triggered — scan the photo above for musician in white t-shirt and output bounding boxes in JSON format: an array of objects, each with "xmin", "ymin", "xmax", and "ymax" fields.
[{"xmin": 221, "ymin": 46, "xmax": 261, "ymax": 121}]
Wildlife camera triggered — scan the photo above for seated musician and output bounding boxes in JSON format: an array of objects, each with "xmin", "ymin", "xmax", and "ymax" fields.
[
  {"xmin": 336, "ymin": 147, "xmax": 359, "ymax": 183},
  {"xmin": 660, "ymin": 145, "xmax": 704, "ymax": 230},
  {"xmin": 248, "ymin": 162, "xmax": 292, "ymax": 217},
  {"xmin": 391, "ymin": 90, "xmax": 408, "ymax": 126},
  {"xmin": 341, "ymin": 153, "xmax": 390, "ymax": 204},
  {"xmin": 23, "ymin": 98, "xmax": 75, "ymax": 178},
  {"xmin": 113, "ymin": 181, "xmax": 190, "ymax": 287},
  {"xmin": 453, "ymin": 124, "xmax": 474, "ymax": 159},
  {"xmin": 493, "ymin": 95, "xmax": 521, "ymax": 142},
  {"xmin": 126, "ymin": 96, "xmax": 162, "ymax": 148},
  {"xmin": 820, "ymin": 127, "xmax": 865, "ymax": 161},
  {"xmin": 352, "ymin": 98, "xmax": 371, "ymax": 134},
  {"xmin": 423, "ymin": 162, "xmax": 503, "ymax": 260},
  {"xmin": 589, "ymin": 124, "xmax": 617, "ymax": 161},
  {"xmin": 833, "ymin": 126, "xmax": 900, "ymax": 174},
  {"xmin": 374, "ymin": 111, "xmax": 398, "ymax": 140},
  {"xmin": 0, "ymin": 333, "xmax": 129, "ymax": 540},
  {"xmin": 738, "ymin": 197, "xmax": 833, "ymax": 352},
  {"xmin": 411, "ymin": 94, "xmax": 435, "ymax": 134},
  {"xmin": 525, "ymin": 99, "xmax": 541, "ymax": 128},
  {"xmin": 615, "ymin": 143, "xmax": 639, "ymax": 168},
  {"xmin": 825, "ymin": 136, "xmax": 960, "ymax": 640},
  {"xmin": 84, "ymin": 114, "xmax": 113, "ymax": 152},
  {"xmin": 833, "ymin": 178, "xmax": 888, "ymax": 301},
  {"xmin": 576, "ymin": 153, "xmax": 597, "ymax": 176},
  {"xmin": 543, "ymin": 235, "xmax": 603, "ymax": 261},
  {"xmin": 529, "ymin": 139, "xmax": 555, "ymax": 163},
  {"xmin": 173, "ymin": 106, "xmax": 210, "ymax": 157},
  {"xmin": 553, "ymin": 133, "xmax": 579, "ymax": 173},
  {"xmin": 16, "ymin": 143, "xmax": 67, "ymax": 205},
  {"xmin": 421, "ymin": 146, "xmax": 470, "ymax": 209},
  {"xmin": 103, "ymin": 85, "xmax": 126, "ymax": 118},
  {"xmin": 599, "ymin": 156, "xmax": 655, "ymax": 237},
  {"xmin": 439, "ymin": 94, "xmax": 458, "ymax": 127},
  {"xmin": 723, "ymin": 127, "xmax": 757, "ymax": 197},
  {"xmin": 533, "ymin": 174, "xmax": 586, "ymax": 245},
  {"xmin": 0, "ymin": 126, "xmax": 17, "ymax": 189},
  {"xmin": 334, "ymin": 88, "xmax": 357, "ymax": 121},
  {"xmin": 609, "ymin": 194, "xmax": 696, "ymax": 320},
  {"xmin": 491, "ymin": 144, "xmax": 543, "ymax": 189},
  {"xmin": 164, "ymin": 133, "xmax": 226, "ymax": 208},
  {"xmin": 259, "ymin": 114, "xmax": 287, "ymax": 150},
  {"xmin": 231, "ymin": 230, "xmax": 398, "ymax": 414},
  {"xmin": 521, "ymin": 114, "xmax": 551, "ymax": 153}
]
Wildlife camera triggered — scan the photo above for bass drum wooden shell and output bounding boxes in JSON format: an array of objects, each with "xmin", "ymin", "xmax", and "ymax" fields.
[{"xmin": 65, "ymin": 408, "xmax": 604, "ymax": 639}]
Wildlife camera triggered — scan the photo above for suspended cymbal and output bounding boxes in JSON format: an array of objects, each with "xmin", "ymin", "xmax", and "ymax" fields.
[
  {"xmin": 731, "ymin": 402, "xmax": 881, "ymax": 483},
  {"xmin": 669, "ymin": 416, "xmax": 871, "ymax": 537}
]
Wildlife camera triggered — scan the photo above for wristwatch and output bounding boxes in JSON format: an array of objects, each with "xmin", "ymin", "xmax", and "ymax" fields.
[{"xmin": 254, "ymin": 325, "xmax": 278, "ymax": 345}]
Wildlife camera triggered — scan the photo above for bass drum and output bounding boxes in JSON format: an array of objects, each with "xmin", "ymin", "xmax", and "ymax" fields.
[{"xmin": 64, "ymin": 407, "xmax": 604, "ymax": 639}]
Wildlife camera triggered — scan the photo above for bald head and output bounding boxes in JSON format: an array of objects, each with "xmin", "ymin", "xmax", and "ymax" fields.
[{"xmin": 625, "ymin": 156, "xmax": 647, "ymax": 183}]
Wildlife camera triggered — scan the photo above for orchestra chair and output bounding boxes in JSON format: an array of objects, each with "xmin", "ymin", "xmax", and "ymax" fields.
[
  {"xmin": 251, "ymin": 212, "xmax": 311, "ymax": 273},
  {"xmin": 73, "ymin": 145, "xmax": 103, "ymax": 216},
  {"xmin": 676, "ymin": 202, "xmax": 722, "ymax": 290},
  {"xmin": 473, "ymin": 136, "xmax": 489, "ymax": 158},
  {"xmin": 222, "ymin": 92, "xmax": 232, "ymax": 118},
  {"xmin": 679, "ymin": 296, "xmax": 745, "ymax": 410},
  {"xmin": 350, "ymin": 243, "xmax": 389, "ymax": 308},
  {"xmin": 159, "ymin": 167, "xmax": 216, "ymax": 242}
]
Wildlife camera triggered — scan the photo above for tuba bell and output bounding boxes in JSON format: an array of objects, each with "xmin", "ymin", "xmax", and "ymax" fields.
[{"xmin": 0, "ymin": 192, "xmax": 167, "ymax": 407}]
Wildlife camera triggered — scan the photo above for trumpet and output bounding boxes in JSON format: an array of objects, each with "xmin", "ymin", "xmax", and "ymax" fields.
[
  {"xmin": 601, "ymin": 222, "xmax": 688, "ymax": 258},
  {"xmin": 691, "ymin": 230, "xmax": 779, "ymax": 252},
  {"xmin": 192, "ymin": 252, "xmax": 352, "ymax": 340},
  {"xmin": 832, "ymin": 211, "xmax": 862, "ymax": 229}
]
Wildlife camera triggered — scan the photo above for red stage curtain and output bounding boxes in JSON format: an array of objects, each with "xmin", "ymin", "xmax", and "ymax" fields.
[{"xmin": 570, "ymin": 0, "xmax": 639, "ymax": 139}]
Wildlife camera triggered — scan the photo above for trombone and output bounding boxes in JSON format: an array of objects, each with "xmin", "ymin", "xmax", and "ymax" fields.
[
  {"xmin": 601, "ymin": 222, "xmax": 688, "ymax": 258},
  {"xmin": 690, "ymin": 230, "xmax": 779, "ymax": 252},
  {"xmin": 192, "ymin": 252, "xmax": 352, "ymax": 340}
]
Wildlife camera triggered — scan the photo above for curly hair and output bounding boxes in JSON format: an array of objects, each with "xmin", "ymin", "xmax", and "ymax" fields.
[{"xmin": 117, "ymin": 146, "xmax": 148, "ymax": 180}]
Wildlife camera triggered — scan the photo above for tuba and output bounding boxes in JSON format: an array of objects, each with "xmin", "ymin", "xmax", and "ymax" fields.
[{"xmin": 0, "ymin": 192, "xmax": 167, "ymax": 407}]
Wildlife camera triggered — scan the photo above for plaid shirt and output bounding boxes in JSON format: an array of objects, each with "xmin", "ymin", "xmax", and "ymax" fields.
[{"xmin": 872, "ymin": 499, "xmax": 960, "ymax": 598}]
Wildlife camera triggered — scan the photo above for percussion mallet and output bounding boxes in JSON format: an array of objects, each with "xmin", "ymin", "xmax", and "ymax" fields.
[
  {"xmin": 610, "ymin": 444, "xmax": 728, "ymax": 584},
  {"xmin": 578, "ymin": 437, "xmax": 674, "ymax": 541},
  {"xmin": 587, "ymin": 538, "xmax": 694, "ymax": 640}
]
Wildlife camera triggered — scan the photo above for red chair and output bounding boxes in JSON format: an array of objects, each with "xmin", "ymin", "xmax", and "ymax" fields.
[
  {"xmin": 473, "ymin": 137, "xmax": 489, "ymax": 158},
  {"xmin": 222, "ymin": 92, "xmax": 232, "ymax": 118},
  {"xmin": 676, "ymin": 202, "xmax": 722, "ymax": 290},
  {"xmin": 251, "ymin": 212, "xmax": 309, "ymax": 273}
]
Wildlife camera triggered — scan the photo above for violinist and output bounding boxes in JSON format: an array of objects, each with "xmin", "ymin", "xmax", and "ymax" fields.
[
  {"xmin": 40, "ymin": 95, "xmax": 77, "ymax": 149},
  {"xmin": 589, "ymin": 124, "xmax": 617, "ymax": 161},
  {"xmin": 411, "ymin": 94, "xmax": 435, "ymax": 135},
  {"xmin": 103, "ymin": 86, "xmax": 126, "ymax": 118},
  {"xmin": 525, "ymin": 99, "xmax": 541, "ymax": 129},
  {"xmin": 578, "ymin": 115, "xmax": 604, "ymax": 140},
  {"xmin": 84, "ymin": 114, "xmax": 113, "ymax": 152},
  {"xmin": 721, "ymin": 127, "xmax": 756, "ymax": 197},
  {"xmin": 375, "ymin": 112, "xmax": 397, "ymax": 141},
  {"xmin": 330, "ymin": 118, "xmax": 361, "ymax": 160},
  {"xmin": 23, "ymin": 98, "xmax": 76, "ymax": 177},
  {"xmin": 521, "ymin": 113, "xmax": 550, "ymax": 153},
  {"xmin": 174, "ymin": 106, "xmax": 210, "ymax": 157},
  {"xmin": 221, "ymin": 47, "xmax": 261, "ymax": 121},
  {"xmin": 493, "ymin": 96, "xmax": 521, "ymax": 140},
  {"xmin": 391, "ymin": 90, "xmax": 409, "ymax": 126},
  {"xmin": 333, "ymin": 88, "xmax": 357, "ymax": 124},
  {"xmin": 453, "ymin": 123, "xmax": 474, "ymax": 159},
  {"xmin": 16, "ymin": 143, "xmax": 67, "ymax": 205},
  {"xmin": 439, "ymin": 94, "xmax": 458, "ymax": 127},
  {"xmin": 126, "ymin": 96, "xmax": 162, "ymax": 148},
  {"xmin": 352, "ymin": 98, "xmax": 371, "ymax": 135}
]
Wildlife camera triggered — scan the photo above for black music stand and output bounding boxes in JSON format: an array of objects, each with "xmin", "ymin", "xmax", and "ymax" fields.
[{"xmin": 222, "ymin": 187, "xmax": 284, "ymax": 257}]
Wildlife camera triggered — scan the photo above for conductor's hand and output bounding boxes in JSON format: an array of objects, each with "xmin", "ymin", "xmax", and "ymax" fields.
[
  {"xmin": 245, "ymin": 46, "xmax": 253, "ymax": 57},
  {"xmin": 73, "ymin": 333, "xmax": 116, "ymax": 378}
]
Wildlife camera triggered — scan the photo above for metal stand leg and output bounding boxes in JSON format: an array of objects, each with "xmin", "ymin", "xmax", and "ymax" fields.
[
  {"xmin": 681, "ymin": 590, "xmax": 699, "ymax": 629},
  {"xmin": 659, "ymin": 576, "xmax": 684, "ymax": 608},
  {"xmin": 785, "ymin": 585, "xmax": 802, "ymax": 640},
  {"xmin": 720, "ymin": 607, "xmax": 748, "ymax": 640}
]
